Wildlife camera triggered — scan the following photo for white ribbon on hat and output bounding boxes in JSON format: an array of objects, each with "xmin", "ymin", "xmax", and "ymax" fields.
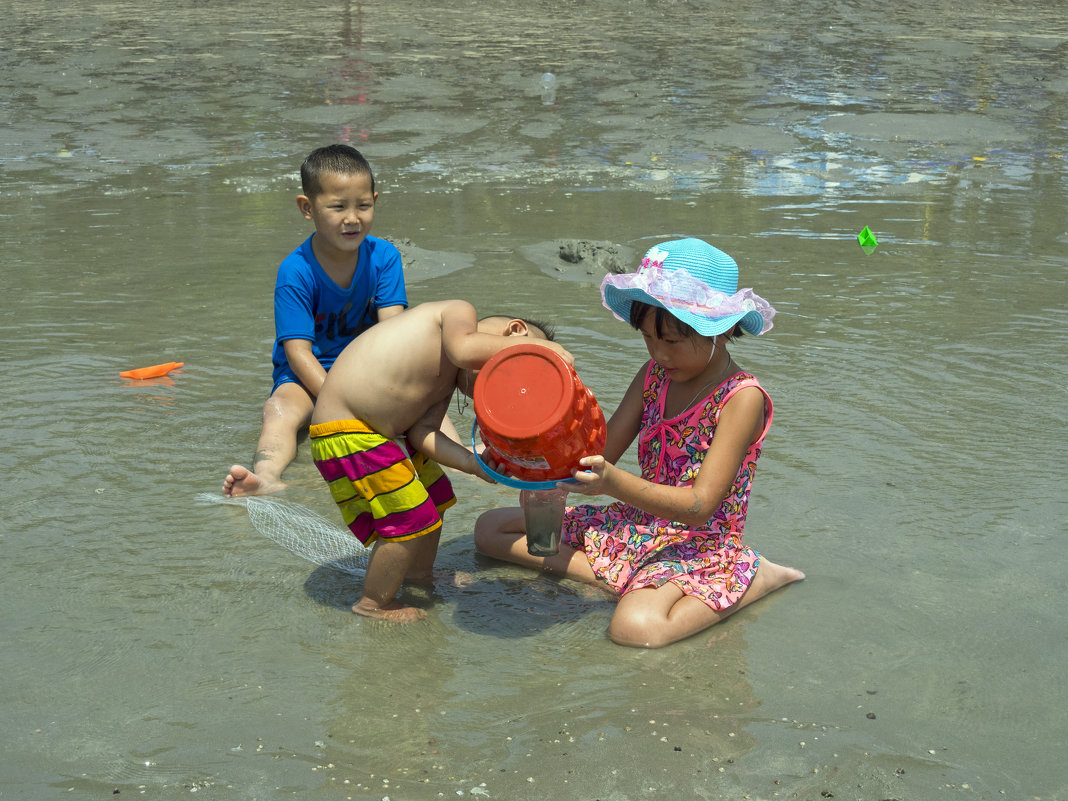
[{"xmin": 603, "ymin": 252, "xmax": 775, "ymax": 333}]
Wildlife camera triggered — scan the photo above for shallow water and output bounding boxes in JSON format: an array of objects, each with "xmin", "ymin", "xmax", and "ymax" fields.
[{"xmin": 2, "ymin": 1, "xmax": 1066, "ymax": 799}]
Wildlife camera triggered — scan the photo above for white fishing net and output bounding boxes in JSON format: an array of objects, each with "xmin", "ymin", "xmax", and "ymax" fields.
[{"xmin": 196, "ymin": 493, "xmax": 370, "ymax": 575}]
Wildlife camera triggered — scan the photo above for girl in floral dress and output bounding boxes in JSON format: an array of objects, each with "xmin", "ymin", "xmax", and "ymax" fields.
[{"xmin": 474, "ymin": 238, "xmax": 804, "ymax": 648}]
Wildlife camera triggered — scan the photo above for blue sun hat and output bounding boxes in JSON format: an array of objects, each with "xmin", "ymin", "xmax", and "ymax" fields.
[{"xmin": 601, "ymin": 238, "xmax": 775, "ymax": 336}]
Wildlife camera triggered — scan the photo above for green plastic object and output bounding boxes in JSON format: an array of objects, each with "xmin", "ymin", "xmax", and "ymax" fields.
[{"xmin": 858, "ymin": 226, "xmax": 878, "ymax": 250}]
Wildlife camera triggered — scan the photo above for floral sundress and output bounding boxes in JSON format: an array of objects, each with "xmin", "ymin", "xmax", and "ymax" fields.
[{"xmin": 560, "ymin": 361, "xmax": 773, "ymax": 611}]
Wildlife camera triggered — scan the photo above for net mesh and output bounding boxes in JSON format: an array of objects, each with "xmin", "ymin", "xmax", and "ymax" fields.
[{"xmin": 196, "ymin": 493, "xmax": 370, "ymax": 575}]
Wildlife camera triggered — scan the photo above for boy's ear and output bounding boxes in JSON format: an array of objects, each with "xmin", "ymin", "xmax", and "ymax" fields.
[
  {"xmin": 296, "ymin": 194, "xmax": 313, "ymax": 219},
  {"xmin": 505, "ymin": 319, "xmax": 530, "ymax": 336}
]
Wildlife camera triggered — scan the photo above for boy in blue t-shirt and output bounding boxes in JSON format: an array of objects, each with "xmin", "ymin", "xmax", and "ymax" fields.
[{"xmin": 224, "ymin": 145, "xmax": 407, "ymax": 496}]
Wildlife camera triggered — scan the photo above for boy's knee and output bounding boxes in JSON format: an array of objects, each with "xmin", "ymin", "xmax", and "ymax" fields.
[
  {"xmin": 262, "ymin": 394, "xmax": 288, "ymax": 416},
  {"xmin": 262, "ymin": 394, "xmax": 311, "ymax": 426}
]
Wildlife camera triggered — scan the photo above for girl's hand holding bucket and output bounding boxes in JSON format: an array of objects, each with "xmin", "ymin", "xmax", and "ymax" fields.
[{"xmin": 567, "ymin": 454, "xmax": 611, "ymax": 495}]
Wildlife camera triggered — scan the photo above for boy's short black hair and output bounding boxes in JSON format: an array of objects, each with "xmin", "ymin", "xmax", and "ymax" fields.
[
  {"xmin": 521, "ymin": 317, "xmax": 556, "ymax": 342},
  {"xmin": 300, "ymin": 144, "xmax": 375, "ymax": 197},
  {"xmin": 629, "ymin": 301, "xmax": 743, "ymax": 341}
]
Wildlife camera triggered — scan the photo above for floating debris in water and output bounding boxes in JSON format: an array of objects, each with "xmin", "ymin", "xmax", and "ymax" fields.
[{"xmin": 858, "ymin": 226, "xmax": 879, "ymax": 254}]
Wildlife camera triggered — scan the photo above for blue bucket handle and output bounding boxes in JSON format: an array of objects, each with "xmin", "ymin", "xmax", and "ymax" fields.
[{"xmin": 470, "ymin": 420, "xmax": 578, "ymax": 490}]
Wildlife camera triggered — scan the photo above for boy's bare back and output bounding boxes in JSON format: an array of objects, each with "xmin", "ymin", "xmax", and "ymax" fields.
[
  {"xmin": 311, "ymin": 300, "xmax": 569, "ymax": 442},
  {"xmin": 312, "ymin": 301, "xmax": 463, "ymax": 438}
]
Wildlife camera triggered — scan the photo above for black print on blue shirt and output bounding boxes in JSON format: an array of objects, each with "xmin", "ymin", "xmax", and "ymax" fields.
[{"xmin": 314, "ymin": 300, "xmax": 372, "ymax": 342}]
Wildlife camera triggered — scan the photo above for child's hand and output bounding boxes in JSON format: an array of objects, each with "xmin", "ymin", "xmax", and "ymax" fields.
[
  {"xmin": 530, "ymin": 340, "xmax": 575, "ymax": 367},
  {"xmin": 468, "ymin": 452, "xmax": 498, "ymax": 484},
  {"xmin": 568, "ymin": 455, "xmax": 609, "ymax": 494},
  {"xmin": 555, "ymin": 343, "xmax": 576, "ymax": 367},
  {"xmin": 473, "ymin": 464, "xmax": 498, "ymax": 484}
]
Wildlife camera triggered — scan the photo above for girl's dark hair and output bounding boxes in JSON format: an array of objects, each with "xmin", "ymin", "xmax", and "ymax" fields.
[
  {"xmin": 300, "ymin": 144, "xmax": 375, "ymax": 197},
  {"xmin": 628, "ymin": 301, "xmax": 743, "ymax": 340}
]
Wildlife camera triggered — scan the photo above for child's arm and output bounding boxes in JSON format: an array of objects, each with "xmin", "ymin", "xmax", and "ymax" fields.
[
  {"xmin": 407, "ymin": 396, "xmax": 494, "ymax": 482},
  {"xmin": 569, "ymin": 385, "xmax": 766, "ymax": 528},
  {"xmin": 282, "ymin": 339, "xmax": 328, "ymax": 397},
  {"xmin": 377, "ymin": 304, "xmax": 406, "ymax": 323},
  {"xmin": 600, "ymin": 363, "xmax": 647, "ymax": 465}
]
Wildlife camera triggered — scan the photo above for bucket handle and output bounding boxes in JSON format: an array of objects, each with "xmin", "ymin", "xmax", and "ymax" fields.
[{"xmin": 470, "ymin": 421, "xmax": 578, "ymax": 490}]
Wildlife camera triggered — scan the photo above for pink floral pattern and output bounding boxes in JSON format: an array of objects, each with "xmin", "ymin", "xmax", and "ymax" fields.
[{"xmin": 561, "ymin": 363, "xmax": 773, "ymax": 610}]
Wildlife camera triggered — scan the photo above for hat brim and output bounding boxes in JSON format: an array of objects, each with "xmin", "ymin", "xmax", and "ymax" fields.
[{"xmin": 603, "ymin": 284, "xmax": 766, "ymax": 337}]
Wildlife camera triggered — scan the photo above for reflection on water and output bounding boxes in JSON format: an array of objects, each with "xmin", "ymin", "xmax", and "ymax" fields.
[
  {"xmin": 1, "ymin": 1, "xmax": 1066, "ymax": 799},
  {"xmin": 5, "ymin": 0, "xmax": 1066, "ymax": 205}
]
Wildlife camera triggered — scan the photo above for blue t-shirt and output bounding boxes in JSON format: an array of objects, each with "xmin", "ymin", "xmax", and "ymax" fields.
[{"xmin": 271, "ymin": 234, "xmax": 406, "ymax": 390}]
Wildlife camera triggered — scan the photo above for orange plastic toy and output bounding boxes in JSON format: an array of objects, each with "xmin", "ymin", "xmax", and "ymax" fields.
[
  {"xmin": 473, "ymin": 344, "xmax": 606, "ymax": 483},
  {"xmin": 120, "ymin": 362, "xmax": 184, "ymax": 380}
]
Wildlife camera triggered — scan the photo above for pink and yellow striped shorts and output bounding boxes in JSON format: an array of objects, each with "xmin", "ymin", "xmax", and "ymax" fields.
[{"xmin": 310, "ymin": 419, "xmax": 456, "ymax": 545}]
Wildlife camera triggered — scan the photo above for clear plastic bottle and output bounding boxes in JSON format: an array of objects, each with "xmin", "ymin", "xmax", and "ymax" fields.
[
  {"xmin": 539, "ymin": 72, "xmax": 557, "ymax": 105},
  {"xmin": 520, "ymin": 487, "xmax": 568, "ymax": 555}
]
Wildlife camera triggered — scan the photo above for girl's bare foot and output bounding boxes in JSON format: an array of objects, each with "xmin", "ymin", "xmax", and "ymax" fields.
[
  {"xmin": 352, "ymin": 598, "xmax": 427, "ymax": 623},
  {"xmin": 222, "ymin": 464, "xmax": 285, "ymax": 497},
  {"xmin": 757, "ymin": 559, "xmax": 806, "ymax": 591}
]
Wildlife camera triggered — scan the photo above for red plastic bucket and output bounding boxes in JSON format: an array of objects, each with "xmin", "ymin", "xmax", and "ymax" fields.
[{"xmin": 473, "ymin": 344, "xmax": 607, "ymax": 483}]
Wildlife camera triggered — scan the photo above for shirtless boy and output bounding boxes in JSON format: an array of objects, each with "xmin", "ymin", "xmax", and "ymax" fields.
[{"xmin": 310, "ymin": 299, "xmax": 572, "ymax": 623}]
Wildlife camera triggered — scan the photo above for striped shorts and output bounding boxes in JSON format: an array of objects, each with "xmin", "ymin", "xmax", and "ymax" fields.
[{"xmin": 310, "ymin": 419, "xmax": 456, "ymax": 545}]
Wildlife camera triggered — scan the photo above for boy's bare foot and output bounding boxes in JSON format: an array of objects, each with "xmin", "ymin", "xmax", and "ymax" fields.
[
  {"xmin": 222, "ymin": 464, "xmax": 285, "ymax": 497},
  {"xmin": 352, "ymin": 598, "xmax": 427, "ymax": 623}
]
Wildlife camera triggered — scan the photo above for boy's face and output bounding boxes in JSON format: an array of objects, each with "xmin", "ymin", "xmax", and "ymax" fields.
[{"xmin": 297, "ymin": 171, "xmax": 377, "ymax": 260}]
